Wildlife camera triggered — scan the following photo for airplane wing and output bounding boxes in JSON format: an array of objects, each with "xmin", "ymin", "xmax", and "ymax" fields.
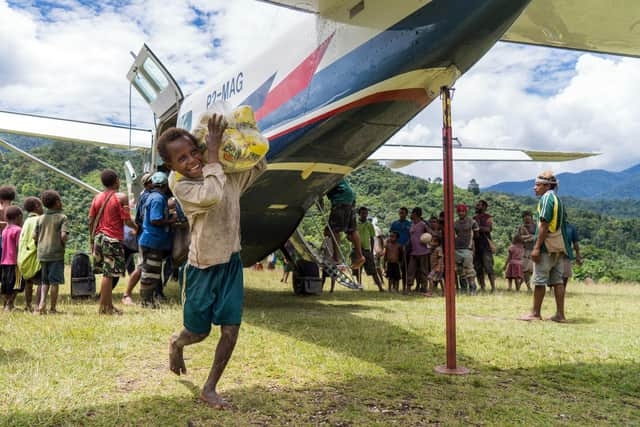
[
  {"xmin": 0, "ymin": 110, "xmax": 153, "ymax": 150},
  {"xmin": 502, "ymin": 0, "xmax": 640, "ymax": 58},
  {"xmin": 368, "ymin": 145, "xmax": 598, "ymax": 169},
  {"xmin": 255, "ymin": 0, "xmax": 338, "ymax": 14},
  {"xmin": 261, "ymin": 0, "xmax": 640, "ymax": 58}
]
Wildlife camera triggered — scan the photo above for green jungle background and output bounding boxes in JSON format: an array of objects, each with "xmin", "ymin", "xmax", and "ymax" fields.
[{"xmin": 1, "ymin": 140, "xmax": 639, "ymax": 282}]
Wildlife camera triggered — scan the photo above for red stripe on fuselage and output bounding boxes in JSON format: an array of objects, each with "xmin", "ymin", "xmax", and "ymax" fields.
[
  {"xmin": 255, "ymin": 34, "xmax": 334, "ymax": 122},
  {"xmin": 267, "ymin": 88, "xmax": 430, "ymax": 140}
]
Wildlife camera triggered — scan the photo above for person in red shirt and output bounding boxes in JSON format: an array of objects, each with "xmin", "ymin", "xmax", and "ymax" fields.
[{"xmin": 89, "ymin": 169, "xmax": 137, "ymax": 315}]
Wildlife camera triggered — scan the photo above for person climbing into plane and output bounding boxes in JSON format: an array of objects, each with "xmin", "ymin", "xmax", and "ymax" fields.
[{"xmin": 325, "ymin": 178, "xmax": 365, "ymax": 270}]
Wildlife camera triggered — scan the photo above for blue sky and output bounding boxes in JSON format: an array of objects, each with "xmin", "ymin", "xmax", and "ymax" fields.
[{"xmin": 1, "ymin": 0, "xmax": 640, "ymax": 187}]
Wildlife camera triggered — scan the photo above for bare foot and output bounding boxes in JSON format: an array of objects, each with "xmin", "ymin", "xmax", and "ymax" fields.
[
  {"xmin": 121, "ymin": 295, "xmax": 135, "ymax": 305},
  {"xmin": 518, "ymin": 313, "xmax": 542, "ymax": 321},
  {"xmin": 548, "ymin": 315, "xmax": 567, "ymax": 323},
  {"xmin": 199, "ymin": 389, "xmax": 230, "ymax": 410},
  {"xmin": 49, "ymin": 308, "xmax": 63, "ymax": 315},
  {"xmin": 99, "ymin": 305, "xmax": 123, "ymax": 315},
  {"xmin": 169, "ymin": 334, "xmax": 187, "ymax": 375},
  {"xmin": 34, "ymin": 307, "xmax": 46, "ymax": 315}
]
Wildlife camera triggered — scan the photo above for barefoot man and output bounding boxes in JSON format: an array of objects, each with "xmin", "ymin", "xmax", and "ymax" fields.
[
  {"xmin": 158, "ymin": 114, "xmax": 266, "ymax": 409},
  {"xmin": 520, "ymin": 171, "xmax": 574, "ymax": 322}
]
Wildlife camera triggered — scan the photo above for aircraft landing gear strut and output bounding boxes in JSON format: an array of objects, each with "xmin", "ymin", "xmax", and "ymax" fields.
[{"xmin": 434, "ymin": 86, "xmax": 469, "ymax": 375}]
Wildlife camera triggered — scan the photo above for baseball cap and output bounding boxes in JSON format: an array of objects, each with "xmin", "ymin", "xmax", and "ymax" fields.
[{"xmin": 150, "ymin": 171, "xmax": 168, "ymax": 186}]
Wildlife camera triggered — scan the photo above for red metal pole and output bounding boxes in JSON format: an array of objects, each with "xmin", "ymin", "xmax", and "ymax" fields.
[{"xmin": 435, "ymin": 86, "xmax": 469, "ymax": 375}]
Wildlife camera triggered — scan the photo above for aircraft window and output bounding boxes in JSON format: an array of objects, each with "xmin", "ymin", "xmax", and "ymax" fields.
[
  {"xmin": 133, "ymin": 74, "xmax": 157, "ymax": 103},
  {"xmin": 143, "ymin": 58, "xmax": 169, "ymax": 90}
]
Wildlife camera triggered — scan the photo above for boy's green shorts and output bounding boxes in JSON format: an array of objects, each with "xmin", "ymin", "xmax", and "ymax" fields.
[{"xmin": 180, "ymin": 252, "xmax": 244, "ymax": 334}]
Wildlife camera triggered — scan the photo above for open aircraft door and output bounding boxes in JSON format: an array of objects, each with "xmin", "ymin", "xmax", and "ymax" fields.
[
  {"xmin": 127, "ymin": 44, "xmax": 183, "ymax": 131},
  {"xmin": 127, "ymin": 44, "xmax": 183, "ymax": 167}
]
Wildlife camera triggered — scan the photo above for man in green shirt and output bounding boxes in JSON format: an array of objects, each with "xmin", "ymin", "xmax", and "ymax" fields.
[
  {"xmin": 520, "ymin": 171, "xmax": 573, "ymax": 323},
  {"xmin": 326, "ymin": 178, "xmax": 365, "ymax": 270},
  {"xmin": 354, "ymin": 207, "xmax": 384, "ymax": 291}
]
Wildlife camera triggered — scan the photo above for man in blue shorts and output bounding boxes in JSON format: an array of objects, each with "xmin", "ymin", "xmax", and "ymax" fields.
[
  {"xmin": 520, "ymin": 171, "xmax": 574, "ymax": 323},
  {"xmin": 159, "ymin": 116, "xmax": 266, "ymax": 409}
]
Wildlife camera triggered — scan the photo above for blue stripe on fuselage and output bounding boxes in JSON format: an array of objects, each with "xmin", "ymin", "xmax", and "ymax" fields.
[{"xmin": 257, "ymin": 0, "xmax": 528, "ymax": 134}]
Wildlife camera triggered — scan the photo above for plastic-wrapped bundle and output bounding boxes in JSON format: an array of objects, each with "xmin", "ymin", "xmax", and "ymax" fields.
[{"xmin": 193, "ymin": 103, "xmax": 269, "ymax": 173}]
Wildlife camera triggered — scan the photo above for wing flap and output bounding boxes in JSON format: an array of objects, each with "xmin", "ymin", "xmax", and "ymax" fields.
[
  {"xmin": 502, "ymin": 0, "xmax": 640, "ymax": 58},
  {"xmin": 0, "ymin": 111, "xmax": 153, "ymax": 150}
]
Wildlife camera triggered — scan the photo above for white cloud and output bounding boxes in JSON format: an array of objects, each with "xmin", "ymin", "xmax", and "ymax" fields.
[
  {"xmin": 397, "ymin": 44, "xmax": 640, "ymax": 188},
  {"xmin": 0, "ymin": 0, "xmax": 304, "ymax": 127},
  {"xmin": 387, "ymin": 123, "xmax": 432, "ymax": 146}
]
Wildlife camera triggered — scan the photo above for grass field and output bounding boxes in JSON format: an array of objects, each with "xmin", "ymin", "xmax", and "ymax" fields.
[{"xmin": 1, "ymin": 270, "xmax": 639, "ymax": 426}]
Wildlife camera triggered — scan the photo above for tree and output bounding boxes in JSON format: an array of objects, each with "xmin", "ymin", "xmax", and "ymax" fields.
[{"xmin": 468, "ymin": 179, "xmax": 480, "ymax": 195}]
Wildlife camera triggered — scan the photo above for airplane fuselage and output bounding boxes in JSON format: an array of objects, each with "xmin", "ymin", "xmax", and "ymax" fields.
[{"xmin": 172, "ymin": 0, "xmax": 532, "ymax": 264}]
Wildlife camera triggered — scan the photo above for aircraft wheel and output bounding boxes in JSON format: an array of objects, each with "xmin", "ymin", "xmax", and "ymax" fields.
[{"xmin": 292, "ymin": 271, "xmax": 305, "ymax": 295}]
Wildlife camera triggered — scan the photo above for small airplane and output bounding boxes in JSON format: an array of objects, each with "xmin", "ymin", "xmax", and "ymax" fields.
[{"xmin": 1, "ymin": 0, "xmax": 637, "ymax": 270}]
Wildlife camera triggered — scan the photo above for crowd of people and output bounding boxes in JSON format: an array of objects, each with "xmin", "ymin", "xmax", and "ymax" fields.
[
  {"xmin": 0, "ymin": 115, "xmax": 257, "ymax": 408},
  {"xmin": 319, "ymin": 175, "xmax": 581, "ymax": 304},
  {"xmin": 0, "ymin": 113, "xmax": 582, "ymax": 408},
  {"xmin": 0, "ymin": 166, "xmax": 189, "ymax": 314}
]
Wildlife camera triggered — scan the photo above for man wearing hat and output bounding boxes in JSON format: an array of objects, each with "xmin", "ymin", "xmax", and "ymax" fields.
[
  {"xmin": 454, "ymin": 204, "xmax": 479, "ymax": 294},
  {"xmin": 520, "ymin": 170, "xmax": 573, "ymax": 322},
  {"xmin": 137, "ymin": 171, "xmax": 176, "ymax": 306}
]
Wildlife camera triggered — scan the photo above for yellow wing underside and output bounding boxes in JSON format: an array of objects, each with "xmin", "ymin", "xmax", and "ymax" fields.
[{"xmin": 502, "ymin": 0, "xmax": 640, "ymax": 58}]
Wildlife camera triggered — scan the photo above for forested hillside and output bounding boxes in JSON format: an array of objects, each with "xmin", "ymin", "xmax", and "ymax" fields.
[
  {"xmin": 1, "ymin": 141, "xmax": 638, "ymax": 282},
  {"xmin": 0, "ymin": 140, "xmax": 143, "ymax": 260},
  {"xmin": 302, "ymin": 164, "xmax": 640, "ymax": 282}
]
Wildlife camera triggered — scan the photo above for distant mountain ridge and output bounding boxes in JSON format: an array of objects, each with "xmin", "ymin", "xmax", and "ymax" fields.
[{"xmin": 484, "ymin": 164, "xmax": 640, "ymax": 200}]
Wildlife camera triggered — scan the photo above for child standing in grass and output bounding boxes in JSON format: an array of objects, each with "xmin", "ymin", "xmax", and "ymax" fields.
[
  {"xmin": 427, "ymin": 235, "xmax": 443, "ymax": 297},
  {"xmin": 1, "ymin": 206, "xmax": 23, "ymax": 310},
  {"xmin": 384, "ymin": 231, "xmax": 403, "ymax": 293},
  {"xmin": 505, "ymin": 234, "xmax": 525, "ymax": 291},
  {"xmin": 0, "ymin": 186, "xmax": 17, "ymax": 261},
  {"xmin": 33, "ymin": 191, "xmax": 69, "ymax": 314},
  {"xmin": 18, "ymin": 197, "xmax": 44, "ymax": 312},
  {"xmin": 89, "ymin": 170, "xmax": 138, "ymax": 315},
  {"xmin": 158, "ymin": 114, "xmax": 266, "ymax": 409}
]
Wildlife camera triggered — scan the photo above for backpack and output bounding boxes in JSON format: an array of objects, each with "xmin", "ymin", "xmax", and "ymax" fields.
[{"xmin": 70, "ymin": 252, "xmax": 96, "ymax": 298}]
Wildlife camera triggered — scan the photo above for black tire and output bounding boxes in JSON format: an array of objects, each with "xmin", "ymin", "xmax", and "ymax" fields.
[{"xmin": 292, "ymin": 271, "xmax": 305, "ymax": 295}]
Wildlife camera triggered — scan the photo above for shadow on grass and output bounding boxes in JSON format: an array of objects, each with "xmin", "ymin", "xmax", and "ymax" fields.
[
  {"xmin": 0, "ymin": 348, "xmax": 30, "ymax": 364},
  {"xmin": 243, "ymin": 287, "xmax": 454, "ymax": 373},
  {"xmin": 562, "ymin": 317, "xmax": 598, "ymax": 325},
  {"xmin": 3, "ymin": 361, "xmax": 639, "ymax": 426}
]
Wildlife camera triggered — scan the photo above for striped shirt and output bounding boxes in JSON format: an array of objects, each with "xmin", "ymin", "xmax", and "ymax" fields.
[{"xmin": 535, "ymin": 190, "xmax": 574, "ymax": 259}]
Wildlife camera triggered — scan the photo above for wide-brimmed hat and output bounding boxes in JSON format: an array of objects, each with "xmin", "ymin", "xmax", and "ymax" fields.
[{"xmin": 140, "ymin": 173, "xmax": 152, "ymax": 185}]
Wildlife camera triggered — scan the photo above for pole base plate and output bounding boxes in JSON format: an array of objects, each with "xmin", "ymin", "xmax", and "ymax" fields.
[{"xmin": 434, "ymin": 365, "xmax": 470, "ymax": 375}]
